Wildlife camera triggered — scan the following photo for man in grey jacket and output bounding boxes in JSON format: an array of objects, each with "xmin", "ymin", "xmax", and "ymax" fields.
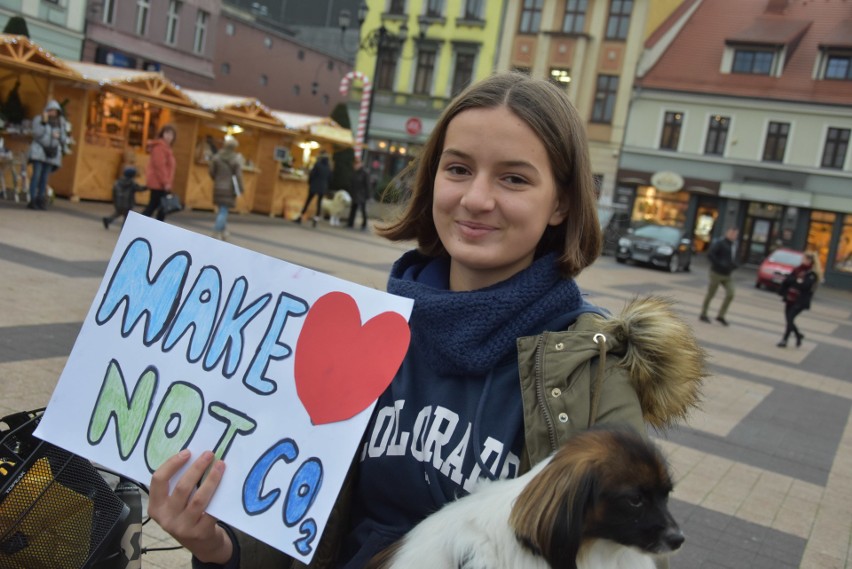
[{"xmin": 699, "ymin": 226, "xmax": 740, "ymax": 326}]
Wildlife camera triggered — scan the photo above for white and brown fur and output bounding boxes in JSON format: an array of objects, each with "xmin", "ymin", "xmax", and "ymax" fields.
[
  {"xmin": 365, "ymin": 428, "xmax": 683, "ymax": 569},
  {"xmin": 320, "ymin": 189, "xmax": 352, "ymax": 226}
]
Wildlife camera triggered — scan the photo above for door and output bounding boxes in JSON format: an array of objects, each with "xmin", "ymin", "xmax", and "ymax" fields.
[{"xmin": 744, "ymin": 217, "xmax": 775, "ymax": 264}]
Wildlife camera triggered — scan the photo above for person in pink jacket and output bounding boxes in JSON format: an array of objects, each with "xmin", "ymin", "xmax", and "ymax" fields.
[{"xmin": 141, "ymin": 125, "xmax": 177, "ymax": 221}]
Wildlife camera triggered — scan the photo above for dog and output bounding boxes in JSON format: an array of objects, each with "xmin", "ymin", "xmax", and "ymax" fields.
[
  {"xmin": 320, "ymin": 189, "xmax": 352, "ymax": 226},
  {"xmin": 365, "ymin": 428, "xmax": 684, "ymax": 569}
]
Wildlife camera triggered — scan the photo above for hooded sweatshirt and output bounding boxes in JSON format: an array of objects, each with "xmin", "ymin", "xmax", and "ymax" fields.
[{"xmin": 146, "ymin": 138, "xmax": 176, "ymax": 191}]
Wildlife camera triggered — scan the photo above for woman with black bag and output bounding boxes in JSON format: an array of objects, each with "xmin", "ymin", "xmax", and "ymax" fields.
[
  {"xmin": 26, "ymin": 99, "xmax": 68, "ymax": 210},
  {"xmin": 141, "ymin": 125, "xmax": 178, "ymax": 221},
  {"xmin": 776, "ymin": 251, "xmax": 820, "ymax": 348}
]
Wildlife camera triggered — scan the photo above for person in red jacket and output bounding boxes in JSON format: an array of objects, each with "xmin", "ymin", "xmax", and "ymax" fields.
[{"xmin": 141, "ymin": 125, "xmax": 177, "ymax": 221}]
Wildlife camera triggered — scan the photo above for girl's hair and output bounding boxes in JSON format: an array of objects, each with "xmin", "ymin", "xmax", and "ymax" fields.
[
  {"xmin": 157, "ymin": 124, "xmax": 177, "ymax": 143},
  {"xmin": 805, "ymin": 251, "xmax": 823, "ymax": 282},
  {"xmin": 376, "ymin": 72, "xmax": 601, "ymax": 278}
]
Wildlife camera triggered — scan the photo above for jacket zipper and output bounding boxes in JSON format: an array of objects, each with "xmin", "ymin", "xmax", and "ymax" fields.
[{"xmin": 533, "ymin": 333, "xmax": 558, "ymax": 452}]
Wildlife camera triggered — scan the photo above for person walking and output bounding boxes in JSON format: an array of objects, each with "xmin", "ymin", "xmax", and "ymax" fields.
[
  {"xmin": 294, "ymin": 151, "xmax": 332, "ymax": 227},
  {"xmin": 141, "ymin": 125, "xmax": 177, "ymax": 221},
  {"xmin": 102, "ymin": 166, "xmax": 145, "ymax": 229},
  {"xmin": 346, "ymin": 158, "xmax": 371, "ymax": 231},
  {"xmin": 26, "ymin": 99, "xmax": 68, "ymax": 210},
  {"xmin": 776, "ymin": 251, "xmax": 820, "ymax": 347},
  {"xmin": 147, "ymin": 72, "xmax": 706, "ymax": 569},
  {"xmin": 209, "ymin": 136, "xmax": 243, "ymax": 240},
  {"xmin": 700, "ymin": 226, "xmax": 739, "ymax": 326}
]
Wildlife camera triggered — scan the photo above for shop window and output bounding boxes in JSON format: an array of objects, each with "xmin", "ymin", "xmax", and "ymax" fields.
[
  {"xmin": 519, "ymin": 0, "xmax": 543, "ymax": 34},
  {"xmin": 605, "ymin": 0, "xmax": 633, "ymax": 41},
  {"xmin": 808, "ymin": 211, "xmax": 835, "ymax": 273},
  {"xmin": 451, "ymin": 51, "xmax": 476, "ymax": 96},
  {"xmin": 659, "ymin": 111, "xmax": 683, "ymax": 151},
  {"xmin": 762, "ymin": 121, "xmax": 789, "ymax": 162},
  {"xmin": 705, "ymin": 115, "xmax": 729, "ymax": 156},
  {"xmin": 562, "ymin": 0, "xmax": 587, "ymax": 34},
  {"xmin": 591, "ymin": 74, "xmax": 619, "ymax": 124},
  {"xmin": 549, "ymin": 68, "xmax": 572, "ymax": 90},
  {"xmin": 836, "ymin": 215, "xmax": 852, "ymax": 273},
  {"xmin": 821, "ymin": 127, "xmax": 849, "ymax": 169},
  {"xmin": 86, "ymin": 92, "xmax": 162, "ymax": 149},
  {"xmin": 631, "ymin": 185, "xmax": 688, "ymax": 228}
]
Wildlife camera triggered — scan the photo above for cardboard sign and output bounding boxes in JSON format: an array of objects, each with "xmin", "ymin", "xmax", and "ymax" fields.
[{"xmin": 35, "ymin": 213, "xmax": 412, "ymax": 562}]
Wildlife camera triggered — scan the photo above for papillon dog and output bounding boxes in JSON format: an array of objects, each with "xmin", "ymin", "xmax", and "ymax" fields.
[{"xmin": 366, "ymin": 428, "xmax": 684, "ymax": 569}]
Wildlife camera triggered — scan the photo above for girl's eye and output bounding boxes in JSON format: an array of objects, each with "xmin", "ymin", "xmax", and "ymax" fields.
[
  {"xmin": 445, "ymin": 164, "xmax": 469, "ymax": 176},
  {"xmin": 503, "ymin": 174, "xmax": 529, "ymax": 186}
]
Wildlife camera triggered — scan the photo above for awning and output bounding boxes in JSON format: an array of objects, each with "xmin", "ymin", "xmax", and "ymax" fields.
[
  {"xmin": 183, "ymin": 88, "xmax": 291, "ymax": 134},
  {"xmin": 272, "ymin": 111, "xmax": 353, "ymax": 147},
  {"xmin": 720, "ymin": 181, "xmax": 812, "ymax": 207}
]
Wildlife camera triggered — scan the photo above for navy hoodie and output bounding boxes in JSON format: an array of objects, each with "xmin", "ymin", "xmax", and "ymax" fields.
[{"xmin": 337, "ymin": 250, "xmax": 602, "ymax": 568}]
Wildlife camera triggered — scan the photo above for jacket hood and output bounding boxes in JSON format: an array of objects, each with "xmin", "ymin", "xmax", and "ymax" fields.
[
  {"xmin": 588, "ymin": 295, "xmax": 707, "ymax": 428},
  {"xmin": 45, "ymin": 99, "xmax": 62, "ymax": 112}
]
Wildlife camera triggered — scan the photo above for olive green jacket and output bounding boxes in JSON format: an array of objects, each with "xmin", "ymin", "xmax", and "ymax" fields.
[{"xmin": 227, "ymin": 296, "xmax": 706, "ymax": 569}]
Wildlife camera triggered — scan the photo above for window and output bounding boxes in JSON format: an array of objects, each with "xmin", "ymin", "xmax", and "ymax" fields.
[
  {"xmin": 102, "ymin": 0, "xmax": 116, "ymax": 25},
  {"xmin": 591, "ymin": 74, "xmax": 619, "ymax": 123},
  {"xmin": 519, "ymin": 0, "xmax": 543, "ymax": 34},
  {"xmin": 260, "ymin": 74, "xmax": 268, "ymax": 86},
  {"xmin": 376, "ymin": 47, "xmax": 399, "ymax": 91},
  {"xmin": 463, "ymin": 0, "xmax": 483, "ymax": 19},
  {"xmin": 821, "ymin": 128, "xmax": 850, "ymax": 169},
  {"xmin": 825, "ymin": 54, "xmax": 852, "ymax": 80},
  {"xmin": 659, "ymin": 111, "xmax": 683, "ymax": 151},
  {"xmin": 220, "ymin": 62, "xmax": 230, "ymax": 75},
  {"xmin": 193, "ymin": 10, "xmax": 209, "ymax": 54},
  {"xmin": 451, "ymin": 51, "xmax": 476, "ymax": 96},
  {"xmin": 225, "ymin": 22, "xmax": 235, "ymax": 35},
  {"xmin": 165, "ymin": 1, "xmax": 182, "ymax": 45},
  {"xmin": 732, "ymin": 49, "xmax": 774, "ymax": 75},
  {"xmin": 605, "ymin": 0, "xmax": 632, "ymax": 40},
  {"xmin": 413, "ymin": 46, "xmax": 437, "ymax": 95},
  {"xmin": 704, "ymin": 115, "xmax": 730, "ymax": 156},
  {"xmin": 293, "ymin": 84, "xmax": 300, "ymax": 95},
  {"xmin": 388, "ymin": 0, "xmax": 406, "ymax": 15},
  {"xmin": 762, "ymin": 121, "xmax": 789, "ymax": 162},
  {"xmin": 425, "ymin": 0, "xmax": 443, "ymax": 18},
  {"xmin": 549, "ymin": 68, "xmax": 572, "ymax": 90},
  {"xmin": 135, "ymin": 0, "xmax": 150, "ymax": 36},
  {"xmin": 562, "ymin": 0, "xmax": 587, "ymax": 33},
  {"xmin": 264, "ymin": 37, "xmax": 273, "ymax": 48}
]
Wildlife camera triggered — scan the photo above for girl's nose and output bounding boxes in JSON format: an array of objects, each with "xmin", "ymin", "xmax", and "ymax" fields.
[{"xmin": 459, "ymin": 174, "xmax": 495, "ymax": 211}]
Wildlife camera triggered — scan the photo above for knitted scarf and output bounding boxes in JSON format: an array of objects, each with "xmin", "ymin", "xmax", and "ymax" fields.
[{"xmin": 387, "ymin": 250, "xmax": 583, "ymax": 376}]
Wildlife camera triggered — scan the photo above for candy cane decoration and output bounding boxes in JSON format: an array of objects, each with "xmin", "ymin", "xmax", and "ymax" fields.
[{"xmin": 339, "ymin": 71, "xmax": 372, "ymax": 160}]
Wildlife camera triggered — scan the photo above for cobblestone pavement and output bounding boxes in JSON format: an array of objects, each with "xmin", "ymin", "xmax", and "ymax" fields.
[{"xmin": 1, "ymin": 198, "xmax": 850, "ymax": 568}]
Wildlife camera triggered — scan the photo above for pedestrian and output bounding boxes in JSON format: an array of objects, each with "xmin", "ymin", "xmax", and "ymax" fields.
[
  {"xmin": 102, "ymin": 166, "xmax": 145, "ymax": 229},
  {"xmin": 346, "ymin": 158, "xmax": 371, "ymax": 230},
  {"xmin": 209, "ymin": 135, "xmax": 243, "ymax": 240},
  {"xmin": 699, "ymin": 226, "xmax": 739, "ymax": 326},
  {"xmin": 776, "ymin": 251, "xmax": 820, "ymax": 348},
  {"xmin": 26, "ymin": 99, "xmax": 68, "ymax": 210},
  {"xmin": 294, "ymin": 150, "xmax": 332, "ymax": 227},
  {"xmin": 147, "ymin": 72, "xmax": 706, "ymax": 569},
  {"xmin": 141, "ymin": 125, "xmax": 177, "ymax": 222}
]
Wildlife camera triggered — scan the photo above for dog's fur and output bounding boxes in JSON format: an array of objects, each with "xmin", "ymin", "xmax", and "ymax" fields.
[
  {"xmin": 365, "ymin": 428, "xmax": 683, "ymax": 569},
  {"xmin": 320, "ymin": 189, "xmax": 352, "ymax": 226}
]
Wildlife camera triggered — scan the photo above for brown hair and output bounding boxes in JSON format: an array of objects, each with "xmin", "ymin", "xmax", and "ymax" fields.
[
  {"xmin": 376, "ymin": 72, "xmax": 601, "ymax": 278},
  {"xmin": 157, "ymin": 124, "xmax": 177, "ymax": 144}
]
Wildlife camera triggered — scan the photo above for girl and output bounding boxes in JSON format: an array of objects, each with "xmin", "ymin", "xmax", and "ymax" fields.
[
  {"xmin": 209, "ymin": 135, "xmax": 244, "ymax": 240},
  {"xmin": 777, "ymin": 251, "xmax": 820, "ymax": 347},
  {"xmin": 148, "ymin": 73, "xmax": 705, "ymax": 569},
  {"xmin": 141, "ymin": 125, "xmax": 177, "ymax": 221}
]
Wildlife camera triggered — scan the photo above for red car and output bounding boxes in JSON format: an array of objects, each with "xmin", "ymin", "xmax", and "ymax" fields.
[{"xmin": 755, "ymin": 248, "xmax": 804, "ymax": 290}]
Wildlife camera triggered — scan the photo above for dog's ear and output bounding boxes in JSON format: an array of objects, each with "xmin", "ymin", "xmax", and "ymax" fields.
[{"xmin": 544, "ymin": 468, "xmax": 597, "ymax": 569}]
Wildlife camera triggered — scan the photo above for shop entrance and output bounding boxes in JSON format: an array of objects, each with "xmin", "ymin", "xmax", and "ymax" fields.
[
  {"xmin": 693, "ymin": 199, "xmax": 719, "ymax": 253},
  {"xmin": 743, "ymin": 202, "xmax": 784, "ymax": 264}
]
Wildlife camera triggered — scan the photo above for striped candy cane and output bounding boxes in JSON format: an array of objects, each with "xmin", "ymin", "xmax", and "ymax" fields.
[{"xmin": 339, "ymin": 71, "xmax": 372, "ymax": 160}]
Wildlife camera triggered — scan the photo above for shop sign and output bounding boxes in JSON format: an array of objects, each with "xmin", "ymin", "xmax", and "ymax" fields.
[
  {"xmin": 651, "ymin": 170, "xmax": 685, "ymax": 193},
  {"xmin": 405, "ymin": 117, "xmax": 422, "ymax": 136}
]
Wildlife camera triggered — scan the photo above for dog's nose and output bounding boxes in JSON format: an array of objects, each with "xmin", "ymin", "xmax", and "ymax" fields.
[{"xmin": 664, "ymin": 528, "xmax": 685, "ymax": 551}]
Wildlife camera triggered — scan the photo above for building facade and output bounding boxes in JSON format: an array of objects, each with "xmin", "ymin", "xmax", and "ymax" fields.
[
  {"xmin": 618, "ymin": 0, "xmax": 852, "ymax": 288},
  {"xmin": 1, "ymin": 0, "xmax": 86, "ymax": 60}
]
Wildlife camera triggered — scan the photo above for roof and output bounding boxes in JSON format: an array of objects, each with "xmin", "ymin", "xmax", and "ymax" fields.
[
  {"xmin": 639, "ymin": 0, "xmax": 852, "ymax": 106},
  {"xmin": 0, "ymin": 34, "xmax": 84, "ymax": 80},
  {"xmin": 182, "ymin": 88, "xmax": 288, "ymax": 133},
  {"xmin": 272, "ymin": 110, "xmax": 353, "ymax": 147}
]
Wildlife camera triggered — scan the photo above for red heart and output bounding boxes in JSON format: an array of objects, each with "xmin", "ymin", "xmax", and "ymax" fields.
[{"xmin": 295, "ymin": 291, "xmax": 410, "ymax": 425}]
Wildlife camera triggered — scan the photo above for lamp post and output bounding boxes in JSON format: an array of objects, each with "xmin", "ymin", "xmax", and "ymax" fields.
[{"xmin": 340, "ymin": 3, "xmax": 431, "ymax": 165}]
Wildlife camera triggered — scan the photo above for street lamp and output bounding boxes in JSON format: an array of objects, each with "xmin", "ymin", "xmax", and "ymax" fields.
[{"xmin": 340, "ymin": 3, "xmax": 431, "ymax": 163}]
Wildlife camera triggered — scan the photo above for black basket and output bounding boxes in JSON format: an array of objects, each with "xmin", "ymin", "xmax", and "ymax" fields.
[{"xmin": 0, "ymin": 410, "xmax": 129, "ymax": 569}]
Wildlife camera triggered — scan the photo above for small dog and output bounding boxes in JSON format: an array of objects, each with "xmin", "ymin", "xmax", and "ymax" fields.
[
  {"xmin": 366, "ymin": 428, "xmax": 684, "ymax": 569},
  {"xmin": 320, "ymin": 189, "xmax": 352, "ymax": 226}
]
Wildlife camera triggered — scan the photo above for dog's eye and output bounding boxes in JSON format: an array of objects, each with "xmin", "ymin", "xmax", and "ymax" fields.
[{"xmin": 626, "ymin": 495, "xmax": 644, "ymax": 508}]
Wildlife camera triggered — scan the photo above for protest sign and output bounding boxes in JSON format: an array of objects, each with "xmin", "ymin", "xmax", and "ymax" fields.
[{"xmin": 35, "ymin": 212, "xmax": 413, "ymax": 562}]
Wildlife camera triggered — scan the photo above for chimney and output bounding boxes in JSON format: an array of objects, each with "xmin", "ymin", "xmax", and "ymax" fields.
[{"xmin": 766, "ymin": 0, "xmax": 789, "ymax": 14}]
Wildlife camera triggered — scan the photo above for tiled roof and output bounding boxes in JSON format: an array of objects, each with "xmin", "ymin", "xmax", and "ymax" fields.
[{"xmin": 639, "ymin": 0, "xmax": 852, "ymax": 106}]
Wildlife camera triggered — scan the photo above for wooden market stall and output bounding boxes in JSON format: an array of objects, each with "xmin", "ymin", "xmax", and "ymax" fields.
[
  {"xmin": 62, "ymin": 61, "xmax": 213, "ymax": 203},
  {"xmin": 180, "ymin": 89, "xmax": 297, "ymax": 213},
  {"xmin": 0, "ymin": 34, "xmax": 92, "ymax": 200},
  {"xmin": 271, "ymin": 110, "xmax": 354, "ymax": 220}
]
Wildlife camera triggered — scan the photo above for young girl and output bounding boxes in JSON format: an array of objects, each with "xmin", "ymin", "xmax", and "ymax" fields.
[
  {"xmin": 148, "ymin": 73, "xmax": 705, "ymax": 569},
  {"xmin": 777, "ymin": 251, "xmax": 820, "ymax": 347},
  {"xmin": 141, "ymin": 125, "xmax": 177, "ymax": 221},
  {"xmin": 209, "ymin": 135, "xmax": 244, "ymax": 240}
]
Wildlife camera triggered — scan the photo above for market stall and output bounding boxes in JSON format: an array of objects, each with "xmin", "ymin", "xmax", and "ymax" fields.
[{"xmin": 62, "ymin": 61, "xmax": 212, "ymax": 203}]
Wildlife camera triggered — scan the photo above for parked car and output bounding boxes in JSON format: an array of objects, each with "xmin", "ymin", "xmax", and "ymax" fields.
[
  {"xmin": 755, "ymin": 248, "xmax": 804, "ymax": 290},
  {"xmin": 615, "ymin": 224, "xmax": 693, "ymax": 272},
  {"xmin": 598, "ymin": 204, "xmax": 631, "ymax": 256}
]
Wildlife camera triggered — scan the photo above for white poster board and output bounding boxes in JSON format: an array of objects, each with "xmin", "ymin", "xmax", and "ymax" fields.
[{"xmin": 35, "ymin": 213, "xmax": 412, "ymax": 562}]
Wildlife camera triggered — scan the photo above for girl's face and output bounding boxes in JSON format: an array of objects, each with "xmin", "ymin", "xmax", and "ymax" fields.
[
  {"xmin": 162, "ymin": 129, "xmax": 176, "ymax": 144},
  {"xmin": 432, "ymin": 106, "xmax": 566, "ymax": 291}
]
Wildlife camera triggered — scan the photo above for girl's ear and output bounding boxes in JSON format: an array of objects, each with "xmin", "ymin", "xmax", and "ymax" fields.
[{"xmin": 549, "ymin": 200, "xmax": 568, "ymax": 226}]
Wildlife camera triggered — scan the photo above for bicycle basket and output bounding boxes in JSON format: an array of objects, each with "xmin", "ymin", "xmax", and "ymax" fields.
[{"xmin": 0, "ymin": 410, "xmax": 129, "ymax": 569}]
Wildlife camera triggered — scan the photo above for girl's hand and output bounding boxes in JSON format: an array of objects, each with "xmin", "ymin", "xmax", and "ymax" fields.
[{"xmin": 148, "ymin": 450, "xmax": 234, "ymax": 564}]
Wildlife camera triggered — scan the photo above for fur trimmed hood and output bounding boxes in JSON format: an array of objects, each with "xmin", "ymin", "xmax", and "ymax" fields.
[{"xmin": 596, "ymin": 295, "xmax": 707, "ymax": 428}]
